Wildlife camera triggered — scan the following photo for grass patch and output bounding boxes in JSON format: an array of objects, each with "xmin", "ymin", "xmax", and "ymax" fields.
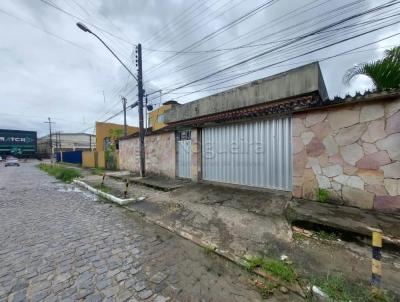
[
  {"xmin": 259, "ymin": 281, "xmax": 275, "ymax": 298},
  {"xmin": 91, "ymin": 168, "xmax": 106, "ymax": 175},
  {"xmin": 38, "ymin": 164, "xmax": 80, "ymax": 182},
  {"xmin": 245, "ymin": 256, "xmax": 297, "ymax": 283},
  {"xmin": 202, "ymin": 245, "xmax": 216, "ymax": 256},
  {"xmin": 316, "ymin": 188, "xmax": 329, "ymax": 202},
  {"xmin": 315, "ymin": 230, "xmax": 338, "ymax": 241},
  {"xmin": 293, "ymin": 232, "xmax": 307, "ymax": 242},
  {"xmin": 94, "ymin": 184, "xmax": 111, "ymax": 194},
  {"xmin": 312, "ymin": 274, "xmax": 393, "ymax": 302}
]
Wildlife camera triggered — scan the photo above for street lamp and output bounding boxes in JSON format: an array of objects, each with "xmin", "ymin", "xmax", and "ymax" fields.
[
  {"xmin": 76, "ymin": 22, "xmax": 137, "ymax": 81},
  {"xmin": 76, "ymin": 22, "xmax": 146, "ymax": 177}
]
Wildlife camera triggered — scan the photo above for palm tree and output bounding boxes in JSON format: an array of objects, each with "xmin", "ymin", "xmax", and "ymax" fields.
[{"xmin": 344, "ymin": 46, "xmax": 400, "ymax": 89}]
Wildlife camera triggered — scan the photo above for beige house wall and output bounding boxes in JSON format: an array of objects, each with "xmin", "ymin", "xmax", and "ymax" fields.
[{"xmin": 119, "ymin": 132, "xmax": 176, "ymax": 178}]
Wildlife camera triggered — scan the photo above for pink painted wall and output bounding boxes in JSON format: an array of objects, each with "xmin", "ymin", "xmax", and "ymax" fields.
[
  {"xmin": 119, "ymin": 132, "xmax": 176, "ymax": 178},
  {"xmin": 292, "ymin": 98, "xmax": 400, "ymax": 211}
]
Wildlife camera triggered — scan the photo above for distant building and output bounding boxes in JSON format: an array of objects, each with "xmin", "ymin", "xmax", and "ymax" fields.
[
  {"xmin": 148, "ymin": 100, "xmax": 180, "ymax": 131},
  {"xmin": 95, "ymin": 122, "xmax": 138, "ymax": 152},
  {"xmin": 37, "ymin": 133, "xmax": 95, "ymax": 157},
  {"xmin": 0, "ymin": 129, "xmax": 37, "ymax": 157}
]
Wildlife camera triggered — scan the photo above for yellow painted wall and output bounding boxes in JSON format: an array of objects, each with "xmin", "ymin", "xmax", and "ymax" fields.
[
  {"xmin": 82, "ymin": 151, "xmax": 97, "ymax": 168},
  {"xmin": 96, "ymin": 122, "xmax": 138, "ymax": 152},
  {"xmin": 115, "ymin": 151, "xmax": 120, "ymax": 170},
  {"xmin": 148, "ymin": 104, "xmax": 173, "ymax": 131},
  {"xmin": 97, "ymin": 151, "xmax": 106, "ymax": 168}
]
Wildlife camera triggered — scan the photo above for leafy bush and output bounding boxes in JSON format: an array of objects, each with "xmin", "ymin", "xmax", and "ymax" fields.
[
  {"xmin": 38, "ymin": 164, "xmax": 80, "ymax": 182},
  {"xmin": 316, "ymin": 188, "xmax": 329, "ymax": 203}
]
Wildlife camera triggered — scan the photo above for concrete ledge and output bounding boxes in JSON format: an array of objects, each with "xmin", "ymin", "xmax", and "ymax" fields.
[
  {"xmin": 73, "ymin": 180, "xmax": 136, "ymax": 205},
  {"xmin": 107, "ymin": 174, "xmax": 189, "ymax": 192},
  {"xmin": 287, "ymin": 199, "xmax": 400, "ymax": 241}
]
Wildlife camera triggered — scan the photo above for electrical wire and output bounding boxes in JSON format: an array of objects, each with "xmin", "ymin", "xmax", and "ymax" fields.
[
  {"xmin": 146, "ymin": 9, "xmax": 400, "ymax": 103},
  {"xmin": 144, "ymin": 0, "xmax": 212, "ymax": 47},
  {"xmin": 144, "ymin": 0, "xmax": 280, "ymax": 74},
  {"xmin": 171, "ymin": 35, "xmax": 400, "ymax": 100},
  {"xmin": 163, "ymin": 0, "xmax": 400, "ymax": 88},
  {"xmin": 0, "ymin": 8, "xmax": 91, "ymax": 52},
  {"xmin": 39, "ymin": 0, "xmax": 136, "ymax": 46},
  {"xmin": 148, "ymin": 0, "xmax": 371, "ymax": 83}
]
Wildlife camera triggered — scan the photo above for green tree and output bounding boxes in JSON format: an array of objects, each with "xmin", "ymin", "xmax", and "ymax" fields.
[
  {"xmin": 105, "ymin": 128, "xmax": 124, "ymax": 170},
  {"xmin": 344, "ymin": 46, "xmax": 400, "ymax": 89},
  {"xmin": 107, "ymin": 129, "xmax": 124, "ymax": 152}
]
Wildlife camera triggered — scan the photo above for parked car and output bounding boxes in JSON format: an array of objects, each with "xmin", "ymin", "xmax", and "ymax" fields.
[
  {"xmin": 0, "ymin": 156, "xmax": 2, "ymax": 162},
  {"xmin": 5, "ymin": 156, "xmax": 20, "ymax": 167}
]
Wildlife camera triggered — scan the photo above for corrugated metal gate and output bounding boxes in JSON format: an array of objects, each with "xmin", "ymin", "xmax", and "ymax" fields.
[
  {"xmin": 202, "ymin": 117, "xmax": 292, "ymax": 190},
  {"xmin": 177, "ymin": 140, "xmax": 192, "ymax": 179}
]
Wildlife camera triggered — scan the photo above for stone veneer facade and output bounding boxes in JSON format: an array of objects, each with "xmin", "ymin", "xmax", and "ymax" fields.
[{"xmin": 292, "ymin": 98, "xmax": 400, "ymax": 211}]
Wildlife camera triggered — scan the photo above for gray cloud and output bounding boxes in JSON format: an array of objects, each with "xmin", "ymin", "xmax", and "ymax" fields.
[{"xmin": 0, "ymin": 0, "xmax": 398, "ymax": 137}]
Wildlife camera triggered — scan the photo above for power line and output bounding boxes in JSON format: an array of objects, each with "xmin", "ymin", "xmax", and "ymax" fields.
[
  {"xmin": 147, "ymin": 6, "xmax": 399, "ymax": 103},
  {"xmin": 144, "ymin": 0, "xmax": 215, "ymax": 47},
  {"xmin": 0, "ymin": 8, "xmax": 90, "ymax": 52},
  {"xmin": 148, "ymin": 0, "xmax": 371, "ymax": 83},
  {"xmin": 171, "ymin": 36, "xmax": 400, "ymax": 100},
  {"xmin": 144, "ymin": 0, "xmax": 359, "ymax": 84},
  {"xmin": 145, "ymin": 0, "xmax": 246, "ymax": 53},
  {"xmin": 39, "ymin": 0, "xmax": 136, "ymax": 46},
  {"xmin": 144, "ymin": 0, "xmax": 327, "ymax": 54},
  {"xmin": 145, "ymin": 0, "xmax": 280, "ymax": 74}
]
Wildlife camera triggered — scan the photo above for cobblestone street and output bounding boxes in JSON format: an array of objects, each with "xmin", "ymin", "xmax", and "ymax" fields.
[{"xmin": 0, "ymin": 163, "xmax": 271, "ymax": 302}]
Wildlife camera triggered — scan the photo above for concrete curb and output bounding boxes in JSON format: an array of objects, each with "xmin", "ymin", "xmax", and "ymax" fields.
[{"xmin": 73, "ymin": 180, "xmax": 136, "ymax": 205}]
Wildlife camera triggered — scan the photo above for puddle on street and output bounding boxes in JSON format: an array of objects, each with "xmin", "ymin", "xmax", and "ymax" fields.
[{"xmin": 55, "ymin": 183, "xmax": 99, "ymax": 201}]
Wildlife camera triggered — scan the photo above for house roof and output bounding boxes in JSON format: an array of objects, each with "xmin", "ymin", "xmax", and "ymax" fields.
[
  {"xmin": 165, "ymin": 62, "xmax": 328, "ymax": 124},
  {"xmin": 166, "ymin": 88, "xmax": 400, "ymax": 128},
  {"xmin": 39, "ymin": 133, "xmax": 95, "ymax": 139},
  {"xmin": 119, "ymin": 86, "xmax": 400, "ymax": 137}
]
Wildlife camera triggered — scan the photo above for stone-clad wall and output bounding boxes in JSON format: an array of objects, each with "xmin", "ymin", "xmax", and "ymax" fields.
[
  {"xmin": 119, "ymin": 132, "xmax": 176, "ymax": 178},
  {"xmin": 292, "ymin": 98, "xmax": 400, "ymax": 211}
]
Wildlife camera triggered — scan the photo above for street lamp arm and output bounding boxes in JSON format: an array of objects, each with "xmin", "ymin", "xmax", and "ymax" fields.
[
  {"xmin": 129, "ymin": 101, "xmax": 138, "ymax": 109},
  {"xmin": 76, "ymin": 22, "xmax": 138, "ymax": 82}
]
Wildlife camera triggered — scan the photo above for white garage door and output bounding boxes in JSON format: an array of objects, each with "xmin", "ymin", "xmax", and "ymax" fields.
[{"xmin": 202, "ymin": 117, "xmax": 292, "ymax": 190}]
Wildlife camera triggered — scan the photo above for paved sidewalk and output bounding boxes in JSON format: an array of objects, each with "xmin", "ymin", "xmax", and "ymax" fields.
[
  {"xmin": 82, "ymin": 172, "xmax": 400, "ymax": 296},
  {"xmin": 0, "ymin": 163, "xmax": 299, "ymax": 301}
]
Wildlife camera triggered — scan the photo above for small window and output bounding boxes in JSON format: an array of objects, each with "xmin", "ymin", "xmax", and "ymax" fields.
[
  {"xmin": 157, "ymin": 114, "xmax": 165, "ymax": 123},
  {"xmin": 177, "ymin": 130, "xmax": 191, "ymax": 141},
  {"xmin": 104, "ymin": 137, "xmax": 111, "ymax": 150}
]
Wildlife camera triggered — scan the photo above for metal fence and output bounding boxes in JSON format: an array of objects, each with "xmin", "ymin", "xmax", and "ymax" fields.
[
  {"xmin": 177, "ymin": 140, "xmax": 192, "ymax": 179},
  {"xmin": 56, "ymin": 150, "xmax": 83, "ymax": 164},
  {"xmin": 202, "ymin": 117, "xmax": 292, "ymax": 190}
]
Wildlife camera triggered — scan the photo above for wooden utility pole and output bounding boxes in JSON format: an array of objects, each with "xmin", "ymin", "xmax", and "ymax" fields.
[
  {"xmin": 44, "ymin": 117, "xmax": 55, "ymax": 163},
  {"xmin": 136, "ymin": 43, "xmax": 145, "ymax": 177},
  {"xmin": 122, "ymin": 96, "xmax": 127, "ymax": 137}
]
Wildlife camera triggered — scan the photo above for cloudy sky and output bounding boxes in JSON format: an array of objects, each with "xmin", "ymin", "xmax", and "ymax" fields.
[{"xmin": 0, "ymin": 0, "xmax": 399, "ymax": 137}]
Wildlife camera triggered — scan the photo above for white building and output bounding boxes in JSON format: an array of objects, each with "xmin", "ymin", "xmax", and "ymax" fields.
[{"xmin": 37, "ymin": 133, "xmax": 95, "ymax": 157}]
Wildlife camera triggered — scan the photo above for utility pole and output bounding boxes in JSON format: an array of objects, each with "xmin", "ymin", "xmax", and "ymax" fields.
[
  {"xmin": 136, "ymin": 43, "xmax": 145, "ymax": 177},
  {"xmin": 44, "ymin": 117, "xmax": 55, "ymax": 163},
  {"xmin": 121, "ymin": 96, "xmax": 127, "ymax": 137},
  {"xmin": 58, "ymin": 132, "xmax": 62, "ymax": 150},
  {"xmin": 75, "ymin": 22, "xmax": 145, "ymax": 176}
]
